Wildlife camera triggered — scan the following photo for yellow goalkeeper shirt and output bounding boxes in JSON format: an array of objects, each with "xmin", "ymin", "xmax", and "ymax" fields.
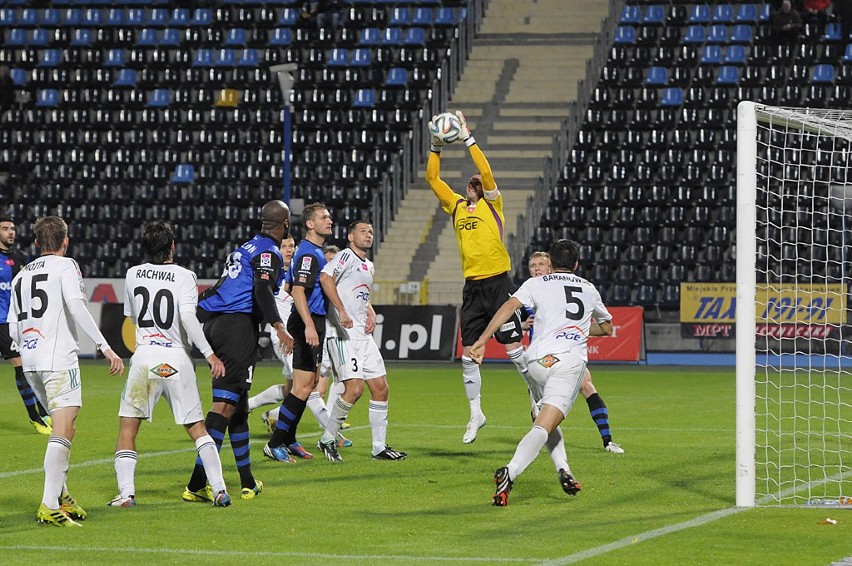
[{"xmin": 426, "ymin": 145, "xmax": 511, "ymax": 280}]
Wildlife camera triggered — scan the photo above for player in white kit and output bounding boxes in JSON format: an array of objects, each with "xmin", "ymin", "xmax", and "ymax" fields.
[
  {"xmin": 470, "ymin": 239, "xmax": 613, "ymax": 506},
  {"xmin": 7, "ymin": 216, "xmax": 125, "ymax": 527},
  {"xmin": 109, "ymin": 221, "xmax": 231, "ymax": 508},
  {"xmin": 316, "ymin": 220, "xmax": 406, "ymax": 462}
]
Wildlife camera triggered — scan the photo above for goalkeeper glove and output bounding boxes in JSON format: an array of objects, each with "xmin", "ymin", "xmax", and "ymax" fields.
[
  {"xmin": 456, "ymin": 110, "xmax": 475, "ymax": 147},
  {"xmin": 428, "ymin": 115, "xmax": 444, "ymax": 153}
]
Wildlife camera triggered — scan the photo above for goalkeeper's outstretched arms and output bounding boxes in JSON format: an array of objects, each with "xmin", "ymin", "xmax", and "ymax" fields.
[
  {"xmin": 456, "ymin": 111, "xmax": 498, "ymax": 197},
  {"xmin": 426, "ymin": 115, "xmax": 463, "ymax": 213}
]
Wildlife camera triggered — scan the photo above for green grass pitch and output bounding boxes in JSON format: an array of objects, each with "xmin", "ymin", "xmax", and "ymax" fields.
[{"xmin": 0, "ymin": 361, "xmax": 848, "ymax": 564}]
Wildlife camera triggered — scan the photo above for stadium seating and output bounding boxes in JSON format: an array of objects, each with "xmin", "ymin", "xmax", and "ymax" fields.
[{"xmin": 2, "ymin": 1, "xmax": 463, "ymax": 276}]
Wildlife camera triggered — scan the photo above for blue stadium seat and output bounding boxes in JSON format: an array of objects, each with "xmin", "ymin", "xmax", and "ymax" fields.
[
  {"xmin": 269, "ymin": 28, "xmax": 292, "ymax": 46},
  {"xmin": 192, "ymin": 8, "xmax": 212, "ymax": 26},
  {"xmin": 724, "ymin": 44, "xmax": 747, "ymax": 65},
  {"xmin": 404, "ymin": 27, "xmax": 426, "ymax": 45},
  {"xmin": 5, "ymin": 29, "xmax": 25, "ymax": 46},
  {"xmin": 683, "ymin": 25, "xmax": 706, "ymax": 43},
  {"xmin": 328, "ymin": 48, "xmax": 348, "ymax": 66},
  {"xmin": 434, "ymin": 7, "xmax": 457, "ymax": 26},
  {"xmin": 38, "ymin": 49, "xmax": 62, "ymax": 67},
  {"xmin": 643, "ymin": 5, "xmax": 666, "ymax": 24},
  {"xmin": 730, "ymin": 24, "xmax": 752, "ymax": 43},
  {"xmin": 645, "ymin": 66, "xmax": 668, "ymax": 85},
  {"xmin": 385, "ymin": 67, "xmax": 407, "ymax": 86},
  {"xmin": 62, "ymin": 9, "xmax": 82, "ymax": 26},
  {"xmin": 148, "ymin": 8, "xmax": 168, "ymax": 26},
  {"xmin": 147, "ymin": 88, "xmax": 170, "ymax": 107},
  {"xmin": 353, "ymin": 88, "xmax": 375, "ymax": 107},
  {"xmin": 660, "ymin": 87, "xmax": 683, "ymax": 106},
  {"xmin": 171, "ymin": 164, "xmax": 195, "ymax": 183},
  {"xmin": 735, "ymin": 4, "xmax": 758, "ymax": 22},
  {"xmin": 106, "ymin": 8, "xmax": 125, "ymax": 26},
  {"xmin": 224, "ymin": 28, "xmax": 247, "ymax": 46},
  {"xmin": 688, "ymin": 4, "xmax": 711, "ymax": 23},
  {"xmin": 811, "ymin": 64, "xmax": 835, "ymax": 83},
  {"xmin": 161, "ymin": 28, "xmax": 180, "ymax": 46},
  {"xmin": 35, "ymin": 88, "xmax": 59, "ymax": 107},
  {"xmin": 382, "ymin": 27, "xmax": 403, "ymax": 44},
  {"xmin": 706, "ymin": 24, "xmax": 729, "ymax": 43},
  {"xmin": 620, "ymin": 5, "xmax": 641, "ymax": 24},
  {"xmin": 40, "ymin": 9, "xmax": 61, "ymax": 26},
  {"xmin": 279, "ymin": 8, "xmax": 298, "ymax": 25},
  {"xmin": 700, "ymin": 44, "xmax": 722, "ymax": 64},
  {"xmin": 192, "ymin": 48, "xmax": 214, "ymax": 66},
  {"xmin": 215, "ymin": 48, "xmax": 236, "ymax": 66},
  {"xmin": 113, "ymin": 68, "xmax": 137, "ymax": 87},
  {"xmin": 170, "ymin": 8, "xmax": 190, "ymax": 26},
  {"xmin": 390, "ymin": 6, "xmax": 410, "ymax": 26},
  {"xmin": 105, "ymin": 48, "xmax": 125, "ymax": 66},
  {"xmin": 716, "ymin": 65, "xmax": 739, "ymax": 85},
  {"xmin": 712, "ymin": 4, "xmax": 734, "ymax": 23},
  {"xmin": 136, "ymin": 28, "xmax": 158, "ymax": 46},
  {"xmin": 351, "ymin": 48, "xmax": 371, "ymax": 66},
  {"xmin": 823, "ymin": 22, "xmax": 842, "ymax": 42},
  {"xmin": 613, "ymin": 26, "xmax": 636, "ymax": 44},
  {"xmin": 10, "ymin": 67, "xmax": 26, "ymax": 86},
  {"xmin": 412, "ymin": 7, "xmax": 433, "ymax": 26},
  {"xmin": 84, "ymin": 9, "xmax": 104, "ymax": 27}
]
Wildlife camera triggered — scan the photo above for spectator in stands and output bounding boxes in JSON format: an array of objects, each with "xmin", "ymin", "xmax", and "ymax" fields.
[
  {"xmin": 300, "ymin": 0, "xmax": 344, "ymax": 37},
  {"xmin": 835, "ymin": 0, "xmax": 852, "ymax": 40},
  {"xmin": 772, "ymin": 0, "xmax": 804, "ymax": 44},
  {"xmin": 0, "ymin": 66, "xmax": 15, "ymax": 115},
  {"xmin": 803, "ymin": 0, "xmax": 832, "ymax": 36}
]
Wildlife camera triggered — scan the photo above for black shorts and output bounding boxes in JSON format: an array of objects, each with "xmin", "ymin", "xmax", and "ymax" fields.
[
  {"xmin": 460, "ymin": 272, "xmax": 524, "ymax": 347},
  {"xmin": 0, "ymin": 323, "xmax": 18, "ymax": 360},
  {"xmin": 288, "ymin": 313, "xmax": 326, "ymax": 373},
  {"xmin": 203, "ymin": 313, "xmax": 259, "ymax": 396}
]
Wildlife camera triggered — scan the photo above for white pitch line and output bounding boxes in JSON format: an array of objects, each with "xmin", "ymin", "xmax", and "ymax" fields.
[{"xmin": 0, "ymin": 545, "xmax": 538, "ymax": 563}]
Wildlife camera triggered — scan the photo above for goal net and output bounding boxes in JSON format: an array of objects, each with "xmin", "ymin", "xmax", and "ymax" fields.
[{"xmin": 737, "ymin": 102, "xmax": 852, "ymax": 507}]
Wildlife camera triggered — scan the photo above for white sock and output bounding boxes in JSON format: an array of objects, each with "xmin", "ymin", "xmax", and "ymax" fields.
[
  {"xmin": 114, "ymin": 450, "xmax": 138, "ymax": 498},
  {"xmin": 263, "ymin": 408, "xmax": 278, "ymax": 423},
  {"xmin": 326, "ymin": 380, "xmax": 345, "ymax": 415},
  {"xmin": 248, "ymin": 384, "xmax": 285, "ymax": 411},
  {"xmin": 321, "ymin": 397, "xmax": 353, "ymax": 444},
  {"xmin": 506, "ymin": 426, "xmax": 548, "ymax": 480},
  {"xmin": 545, "ymin": 427, "xmax": 569, "ymax": 472},
  {"xmin": 43, "ymin": 436, "xmax": 71, "ymax": 509},
  {"xmin": 196, "ymin": 435, "xmax": 226, "ymax": 494},
  {"xmin": 307, "ymin": 391, "xmax": 330, "ymax": 429},
  {"xmin": 369, "ymin": 400, "xmax": 389, "ymax": 453},
  {"xmin": 507, "ymin": 347, "xmax": 530, "ymax": 380},
  {"xmin": 461, "ymin": 356, "xmax": 482, "ymax": 417}
]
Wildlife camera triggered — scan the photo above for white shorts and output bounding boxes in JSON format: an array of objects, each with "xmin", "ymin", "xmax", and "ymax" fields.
[
  {"xmin": 267, "ymin": 323, "xmax": 294, "ymax": 379},
  {"xmin": 119, "ymin": 347, "xmax": 204, "ymax": 425},
  {"xmin": 25, "ymin": 367, "xmax": 83, "ymax": 412},
  {"xmin": 526, "ymin": 352, "xmax": 586, "ymax": 417},
  {"xmin": 325, "ymin": 336, "xmax": 386, "ymax": 382}
]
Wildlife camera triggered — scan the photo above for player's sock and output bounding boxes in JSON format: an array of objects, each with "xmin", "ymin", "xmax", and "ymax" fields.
[
  {"xmin": 321, "ymin": 397, "xmax": 352, "ymax": 444},
  {"xmin": 114, "ymin": 450, "xmax": 137, "ymax": 499},
  {"xmin": 269, "ymin": 393, "xmax": 306, "ymax": 447},
  {"xmin": 586, "ymin": 393, "xmax": 613, "ymax": 447},
  {"xmin": 248, "ymin": 385, "xmax": 284, "ymax": 412},
  {"xmin": 506, "ymin": 347, "xmax": 530, "ymax": 381},
  {"xmin": 227, "ymin": 410, "xmax": 255, "ymax": 490},
  {"xmin": 14, "ymin": 367, "xmax": 46, "ymax": 423},
  {"xmin": 42, "ymin": 436, "xmax": 71, "ymax": 508},
  {"xmin": 326, "ymin": 380, "xmax": 344, "ymax": 415},
  {"xmin": 195, "ymin": 435, "xmax": 226, "ymax": 495},
  {"xmin": 369, "ymin": 400, "xmax": 389, "ymax": 453},
  {"xmin": 545, "ymin": 427, "xmax": 569, "ymax": 472},
  {"xmin": 506, "ymin": 425, "xmax": 548, "ymax": 480},
  {"xmin": 461, "ymin": 356, "xmax": 483, "ymax": 417},
  {"xmin": 306, "ymin": 391, "xmax": 330, "ymax": 429},
  {"xmin": 187, "ymin": 412, "xmax": 227, "ymax": 492}
]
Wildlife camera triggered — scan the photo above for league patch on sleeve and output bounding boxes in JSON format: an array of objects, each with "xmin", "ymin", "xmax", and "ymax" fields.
[
  {"xmin": 300, "ymin": 256, "xmax": 313, "ymax": 271},
  {"xmin": 260, "ymin": 252, "xmax": 272, "ymax": 267}
]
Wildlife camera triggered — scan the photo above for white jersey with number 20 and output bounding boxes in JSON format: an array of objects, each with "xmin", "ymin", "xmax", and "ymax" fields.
[{"xmin": 512, "ymin": 271, "xmax": 612, "ymax": 362}]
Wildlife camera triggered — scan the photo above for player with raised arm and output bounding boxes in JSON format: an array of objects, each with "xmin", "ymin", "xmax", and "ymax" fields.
[
  {"xmin": 8, "ymin": 216, "xmax": 124, "ymax": 526},
  {"xmin": 471, "ymin": 240, "xmax": 613, "ymax": 506},
  {"xmin": 109, "ymin": 221, "xmax": 230, "ymax": 508},
  {"xmin": 264, "ymin": 202, "xmax": 334, "ymax": 463},
  {"xmin": 317, "ymin": 220, "xmax": 406, "ymax": 461},
  {"xmin": 426, "ymin": 111, "xmax": 529, "ymax": 444},
  {"xmin": 0, "ymin": 216, "xmax": 52, "ymax": 433},
  {"xmin": 183, "ymin": 201, "xmax": 292, "ymax": 501},
  {"xmin": 527, "ymin": 252, "xmax": 624, "ymax": 454}
]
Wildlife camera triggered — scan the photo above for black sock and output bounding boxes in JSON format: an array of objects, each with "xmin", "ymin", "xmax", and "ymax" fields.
[
  {"xmin": 586, "ymin": 393, "xmax": 613, "ymax": 447},
  {"xmin": 187, "ymin": 411, "xmax": 229, "ymax": 492},
  {"xmin": 14, "ymin": 366, "xmax": 45, "ymax": 422},
  {"xmin": 268, "ymin": 393, "xmax": 307, "ymax": 447},
  {"xmin": 227, "ymin": 409, "xmax": 255, "ymax": 489}
]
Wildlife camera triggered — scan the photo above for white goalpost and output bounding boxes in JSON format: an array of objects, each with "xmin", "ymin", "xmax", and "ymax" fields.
[{"xmin": 736, "ymin": 102, "xmax": 852, "ymax": 508}]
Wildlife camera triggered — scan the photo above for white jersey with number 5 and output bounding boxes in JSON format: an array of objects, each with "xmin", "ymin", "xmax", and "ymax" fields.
[
  {"xmin": 124, "ymin": 263, "xmax": 202, "ymax": 353},
  {"xmin": 321, "ymin": 248, "xmax": 373, "ymax": 340},
  {"xmin": 513, "ymin": 271, "xmax": 612, "ymax": 362},
  {"xmin": 8, "ymin": 255, "xmax": 98, "ymax": 371}
]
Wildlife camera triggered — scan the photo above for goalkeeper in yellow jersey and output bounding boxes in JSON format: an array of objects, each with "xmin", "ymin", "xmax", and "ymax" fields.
[{"xmin": 426, "ymin": 111, "xmax": 529, "ymax": 444}]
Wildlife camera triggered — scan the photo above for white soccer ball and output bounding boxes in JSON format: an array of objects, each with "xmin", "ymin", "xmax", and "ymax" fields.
[{"xmin": 430, "ymin": 112, "xmax": 463, "ymax": 144}]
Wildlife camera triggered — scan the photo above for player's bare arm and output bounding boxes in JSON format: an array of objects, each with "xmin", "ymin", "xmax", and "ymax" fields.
[
  {"xmin": 590, "ymin": 320, "xmax": 613, "ymax": 337},
  {"xmin": 365, "ymin": 303, "xmax": 377, "ymax": 334}
]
